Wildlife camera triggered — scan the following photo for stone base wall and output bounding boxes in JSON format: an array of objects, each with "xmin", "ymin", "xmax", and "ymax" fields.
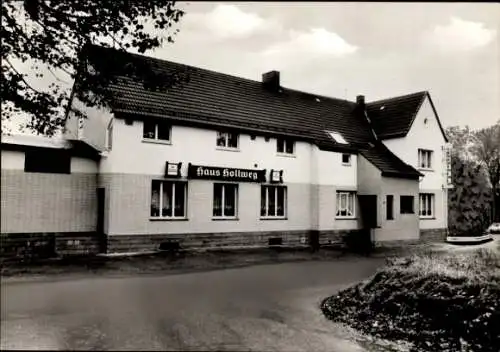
[
  {"xmin": 1, "ymin": 232, "xmax": 101, "ymax": 260},
  {"xmin": 106, "ymin": 229, "xmax": 360, "ymax": 254},
  {"xmin": 420, "ymin": 228, "xmax": 448, "ymax": 243}
]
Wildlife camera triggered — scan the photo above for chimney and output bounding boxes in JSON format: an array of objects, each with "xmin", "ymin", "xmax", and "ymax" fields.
[
  {"xmin": 356, "ymin": 95, "xmax": 365, "ymax": 107},
  {"xmin": 262, "ymin": 71, "xmax": 280, "ymax": 92}
]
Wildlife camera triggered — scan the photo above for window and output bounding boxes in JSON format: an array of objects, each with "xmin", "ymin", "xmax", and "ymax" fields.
[
  {"xmin": 327, "ymin": 131, "xmax": 348, "ymax": 144},
  {"xmin": 261, "ymin": 186, "xmax": 287, "ymax": 218},
  {"xmin": 216, "ymin": 131, "xmax": 238, "ymax": 149},
  {"xmin": 150, "ymin": 181, "xmax": 187, "ymax": 218},
  {"xmin": 418, "ymin": 149, "xmax": 433, "ymax": 169},
  {"xmin": 419, "ymin": 193, "xmax": 435, "ymax": 218},
  {"xmin": 400, "ymin": 196, "xmax": 415, "ymax": 214},
  {"xmin": 386, "ymin": 195, "xmax": 394, "ymax": 220},
  {"xmin": 336, "ymin": 191, "xmax": 356, "ymax": 218},
  {"xmin": 143, "ymin": 120, "xmax": 171, "ymax": 142},
  {"xmin": 106, "ymin": 120, "xmax": 113, "ymax": 150},
  {"xmin": 277, "ymin": 138, "xmax": 295, "ymax": 155},
  {"xmin": 213, "ymin": 183, "xmax": 238, "ymax": 218},
  {"xmin": 25, "ymin": 149, "xmax": 71, "ymax": 174},
  {"xmin": 342, "ymin": 153, "xmax": 351, "ymax": 165}
]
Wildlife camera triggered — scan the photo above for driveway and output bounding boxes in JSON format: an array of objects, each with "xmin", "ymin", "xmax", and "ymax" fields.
[{"xmin": 1, "ymin": 257, "xmax": 385, "ymax": 351}]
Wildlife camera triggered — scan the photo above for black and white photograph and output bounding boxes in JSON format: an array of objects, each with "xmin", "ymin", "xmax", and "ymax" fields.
[{"xmin": 1, "ymin": 1, "xmax": 499, "ymax": 351}]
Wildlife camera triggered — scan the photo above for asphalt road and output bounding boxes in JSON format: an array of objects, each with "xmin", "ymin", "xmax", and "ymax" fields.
[{"xmin": 1, "ymin": 257, "xmax": 385, "ymax": 351}]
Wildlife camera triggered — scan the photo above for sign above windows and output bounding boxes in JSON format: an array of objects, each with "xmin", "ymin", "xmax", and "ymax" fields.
[
  {"xmin": 165, "ymin": 161, "xmax": 182, "ymax": 178},
  {"xmin": 270, "ymin": 169, "xmax": 283, "ymax": 183},
  {"xmin": 187, "ymin": 163, "xmax": 266, "ymax": 183}
]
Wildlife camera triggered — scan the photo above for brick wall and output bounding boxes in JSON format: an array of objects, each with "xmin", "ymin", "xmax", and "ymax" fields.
[
  {"xmin": 1, "ymin": 170, "xmax": 98, "ymax": 233},
  {"xmin": 106, "ymin": 229, "xmax": 359, "ymax": 254},
  {"xmin": 420, "ymin": 228, "xmax": 448, "ymax": 243}
]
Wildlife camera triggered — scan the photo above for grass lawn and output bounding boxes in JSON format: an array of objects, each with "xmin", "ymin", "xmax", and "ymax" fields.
[{"xmin": 321, "ymin": 239, "xmax": 500, "ymax": 352}]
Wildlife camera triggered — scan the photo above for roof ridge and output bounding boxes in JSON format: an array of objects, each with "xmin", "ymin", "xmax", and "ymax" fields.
[
  {"xmin": 89, "ymin": 44, "xmax": 356, "ymax": 106},
  {"xmin": 367, "ymin": 90, "xmax": 428, "ymax": 105}
]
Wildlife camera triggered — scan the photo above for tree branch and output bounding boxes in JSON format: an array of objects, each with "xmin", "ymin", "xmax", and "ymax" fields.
[{"xmin": 4, "ymin": 58, "xmax": 46, "ymax": 95}]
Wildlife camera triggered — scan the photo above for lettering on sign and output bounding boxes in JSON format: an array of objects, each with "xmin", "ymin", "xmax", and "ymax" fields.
[
  {"xmin": 187, "ymin": 163, "xmax": 266, "ymax": 182},
  {"xmin": 165, "ymin": 161, "xmax": 182, "ymax": 178}
]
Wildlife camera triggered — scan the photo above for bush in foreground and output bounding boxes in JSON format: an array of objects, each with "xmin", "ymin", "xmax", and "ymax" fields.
[{"xmin": 321, "ymin": 249, "xmax": 500, "ymax": 352}]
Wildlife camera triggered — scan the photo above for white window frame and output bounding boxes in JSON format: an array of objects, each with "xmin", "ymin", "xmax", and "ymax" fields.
[
  {"xmin": 261, "ymin": 185, "xmax": 287, "ymax": 219},
  {"xmin": 213, "ymin": 183, "xmax": 239, "ymax": 219},
  {"xmin": 216, "ymin": 131, "xmax": 239, "ymax": 150},
  {"xmin": 342, "ymin": 153, "xmax": 351, "ymax": 166},
  {"xmin": 106, "ymin": 119, "xmax": 113, "ymax": 151},
  {"xmin": 418, "ymin": 149, "xmax": 433, "ymax": 170},
  {"xmin": 276, "ymin": 137, "xmax": 295, "ymax": 155},
  {"xmin": 419, "ymin": 193, "xmax": 435, "ymax": 218},
  {"xmin": 336, "ymin": 191, "xmax": 356, "ymax": 219},
  {"xmin": 150, "ymin": 181, "xmax": 187, "ymax": 219},
  {"xmin": 143, "ymin": 121, "xmax": 171, "ymax": 143}
]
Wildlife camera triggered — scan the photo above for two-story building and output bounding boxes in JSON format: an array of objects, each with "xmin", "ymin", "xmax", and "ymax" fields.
[{"xmin": 0, "ymin": 45, "xmax": 452, "ymax": 255}]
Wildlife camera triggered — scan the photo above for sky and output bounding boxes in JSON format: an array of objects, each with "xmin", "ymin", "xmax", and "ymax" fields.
[
  {"xmin": 151, "ymin": 1, "xmax": 499, "ymax": 130},
  {"xmin": 4, "ymin": 2, "xmax": 499, "ymax": 134}
]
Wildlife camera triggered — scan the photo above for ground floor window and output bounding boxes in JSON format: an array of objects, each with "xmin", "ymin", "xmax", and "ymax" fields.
[
  {"xmin": 400, "ymin": 195, "xmax": 415, "ymax": 214},
  {"xmin": 261, "ymin": 186, "xmax": 287, "ymax": 218},
  {"xmin": 213, "ymin": 183, "xmax": 238, "ymax": 218},
  {"xmin": 419, "ymin": 193, "xmax": 435, "ymax": 218},
  {"xmin": 336, "ymin": 191, "xmax": 356, "ymax": 218},
  {"xmin": 151, "ymin": 181, "xmax": 187, "ymax": 218},
  {"xmin": 386, "ymin": 195, "xmax": 394, "ymax": 220}
]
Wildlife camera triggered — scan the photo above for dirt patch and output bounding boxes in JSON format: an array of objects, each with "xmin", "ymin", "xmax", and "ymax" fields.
[
  {"xmin": 1, "ymin": 247, "xmax": 346, "ymax": 280},
  {"xmin": 321, "ymin": 248, "xmax": 500, "ymax": 352}
]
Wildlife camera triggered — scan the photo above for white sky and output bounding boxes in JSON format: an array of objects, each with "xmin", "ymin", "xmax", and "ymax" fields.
[{"xmin": 4, "ymin": 2, "xmax": 499, "ymax": 134}]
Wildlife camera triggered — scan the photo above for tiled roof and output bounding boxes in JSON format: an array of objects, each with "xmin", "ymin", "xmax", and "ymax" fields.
[
  {"xmin": 83, "ymin": 45, "xmax": 423, "ymax": 179},
  {"xmin": 366, "ymin": 91, "xmax": 440, "ymax": 141}
]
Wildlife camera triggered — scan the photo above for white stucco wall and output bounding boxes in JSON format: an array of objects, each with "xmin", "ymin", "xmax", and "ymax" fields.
[
  {"xmin": 382, "ymin": 96, "xmax": 448, "ymax": 229},
  {"xmin": 101, "ymin": 118, "xmax": 356, "ymax": 186},
  {"xmin": 65, "ymin": 97, "xmax": 113, "ymax": 152}
]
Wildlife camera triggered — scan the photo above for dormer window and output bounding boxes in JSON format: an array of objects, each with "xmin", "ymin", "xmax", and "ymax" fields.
[
  {"xmin": 216, "ymin": 131, "xmax": 239, "ymax": 149},
  {"xmin": 143, "ymin": 120, "xmax": 171, "ymax": 142},
  {"xmin": 277, "ymin": 137, "xmax": 295, "ymax": 155},
  {"xmin": 327, "ymin": 131, "xmax": 348, "ymax": 144}
]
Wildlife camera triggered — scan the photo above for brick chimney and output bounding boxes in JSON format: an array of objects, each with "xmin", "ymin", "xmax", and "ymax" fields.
[
  {"xmin": 356, "ymin": 95, "xmax": 365, "ymax": 107},
  {"xmin": 262, "ymin": 71, "xmax": 280, "ymax": 92}
]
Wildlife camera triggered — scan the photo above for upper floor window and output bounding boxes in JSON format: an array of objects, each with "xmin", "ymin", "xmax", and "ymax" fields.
[
  {"xmin": 400, "ymin": 195, "xmax": 415, "ymax": 214},
  {"xmin": 277, "ymin": 138, "xmax": 295, "ymax": 155},
  {"xmin": 261, "ymin": 185, "xmax": 287, "ymax": 218},
  {"xmin": 143, "ymin": 120, "xmax": 171, "ymax": 142},
  {"xmin": 106, "ymin": 120, "xmax": 113, "ymax": 150},
  {"xmin": 216, "ymin": 131, "xmax": 238, "ymax": 149},
  {"xmin": 151, "ymin": 180, "xmax": 187, "ymax": 219},
  {"xmin": 336, "ymin": 191, "xmax": 356, "ymax": 218},
  {"xmin": 419, "ymin": 193, "xmax": 435, "ymax": 218},
  {"xmin": 25, "ymin": 149, "xmax": 71, "ymax": 174},
  {"xmin": 418, "ymin": 149, "xmax": 433, "ymax": 169},
  {"xmin": 342, "ymin": 153, "xmax": 351, "ymax": 165}
]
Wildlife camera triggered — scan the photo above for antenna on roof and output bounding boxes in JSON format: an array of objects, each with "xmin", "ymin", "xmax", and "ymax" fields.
[{"xmin": 344, "ymin": 88, "xmax": 348, "ymax": 100}]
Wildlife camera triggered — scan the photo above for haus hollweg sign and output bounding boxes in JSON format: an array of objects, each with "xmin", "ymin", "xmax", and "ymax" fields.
[{"xmin": 187, "ymin": 163, "xmax": 266, "ymax": 182}]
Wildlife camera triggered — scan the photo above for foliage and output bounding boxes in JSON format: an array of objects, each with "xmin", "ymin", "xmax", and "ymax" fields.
[
  {"xmin": 1, "ymin": 0, "xmax": 186, "ymax": 136},
  {"xmin": 448, "ymin": 153, "xmax": 492, "ymax": 237},
  {"xmin": 321, "ymin": 248, "xmax": 500, "ymax": 352},
  {"xmin": 471, "ymin": 121, "xmax": 500, "ymax": 221}
]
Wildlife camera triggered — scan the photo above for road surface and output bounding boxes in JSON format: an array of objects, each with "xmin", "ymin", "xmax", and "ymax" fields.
[{"xmin": 1, "ymin": 257, "xmax": 385, "ymax": 351}]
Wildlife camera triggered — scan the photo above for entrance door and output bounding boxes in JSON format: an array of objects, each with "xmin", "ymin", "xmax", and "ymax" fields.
[
  {"xmin": 358, "ymin": 195, "xmax": 378, "ymax": 229},
  {"xmin": 96, "ymin": 188, "xmax": 106, "ymax": 252}
]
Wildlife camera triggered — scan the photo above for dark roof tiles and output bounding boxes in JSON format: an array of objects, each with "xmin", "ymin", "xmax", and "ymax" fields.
[{"xmin": 84, "ymin": 45, "xmax": 424, "ymax": 179}]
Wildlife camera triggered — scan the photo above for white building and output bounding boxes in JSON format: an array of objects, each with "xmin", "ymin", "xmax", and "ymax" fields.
[{"xmin": 0, "ymin": 45, "xmax": 452, "ymax": 256}]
